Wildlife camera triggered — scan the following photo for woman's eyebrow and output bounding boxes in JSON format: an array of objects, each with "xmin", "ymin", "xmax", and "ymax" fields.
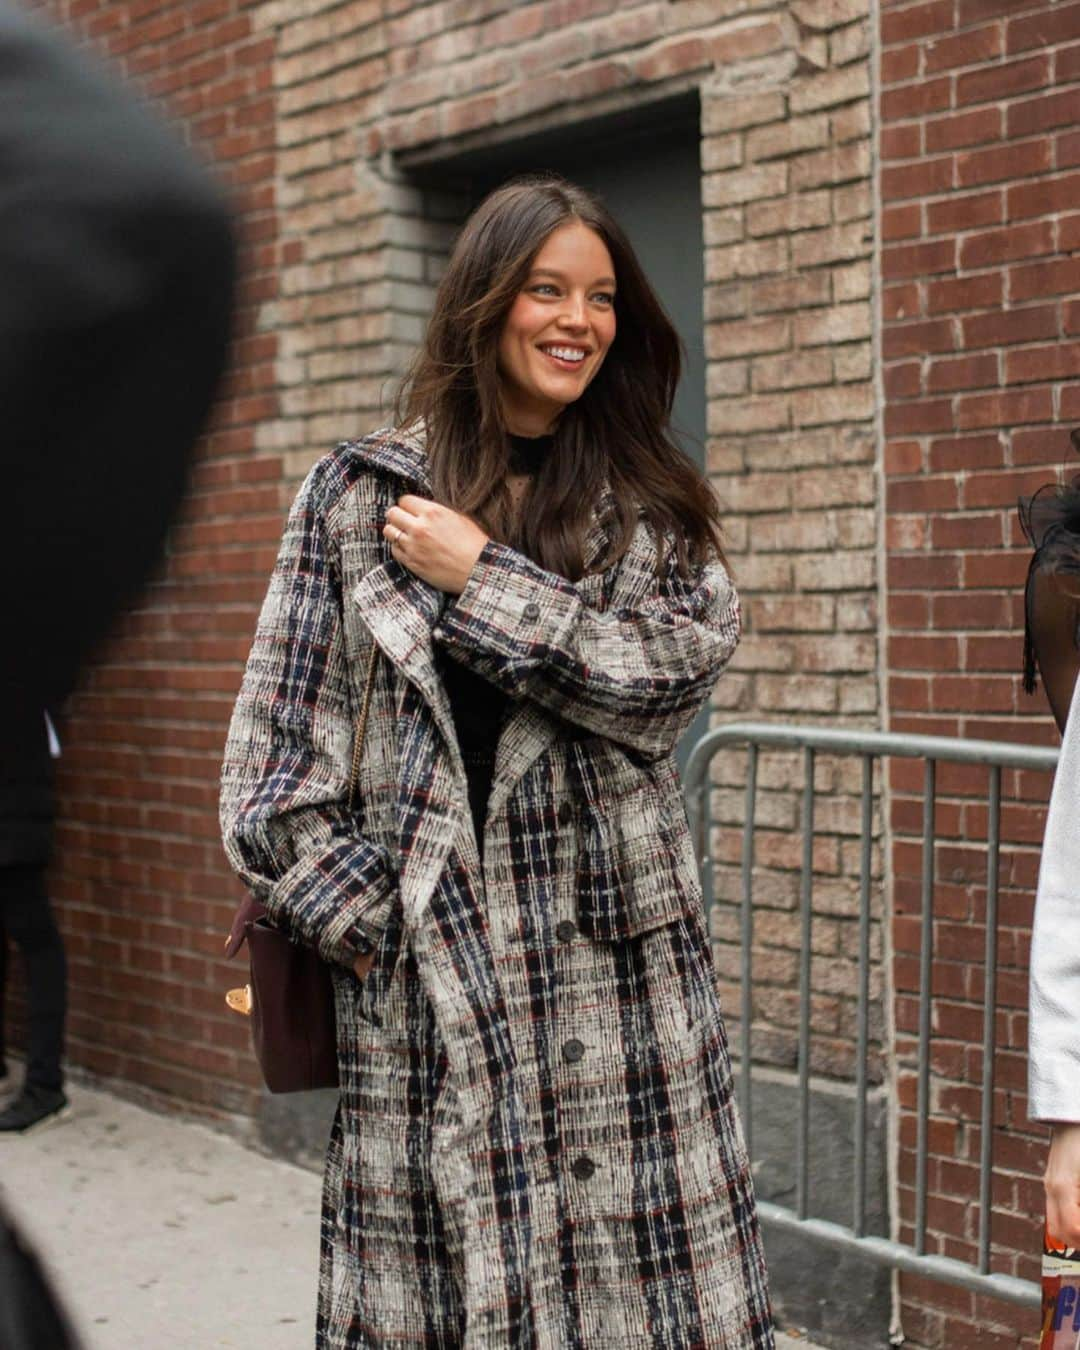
[{"xmin": 529, "ymin": 266, "xmax": 617, "ymax": 287}]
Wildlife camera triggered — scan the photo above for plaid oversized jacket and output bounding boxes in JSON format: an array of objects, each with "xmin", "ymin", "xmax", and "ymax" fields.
[{"xmin": 220, "ymin": 430, "xmax": 773, "ymax": 1349}]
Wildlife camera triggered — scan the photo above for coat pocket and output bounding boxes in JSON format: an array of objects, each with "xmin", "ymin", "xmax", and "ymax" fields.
[
  {"xmin": 574, "ymin": 768, "xmax": 699, "ymax": 942},
  {"xmin": 334, "ymin": 889, "xmax": 405, "ymax": 1029}
]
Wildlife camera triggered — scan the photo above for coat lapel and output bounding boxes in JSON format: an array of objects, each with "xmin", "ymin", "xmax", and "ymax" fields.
[
  {"xmin": 346, "ymin": 430, "xmax": 463, "ymax": 774},
  {"xmin": 352, "ymin": 559, "xmax": 461, "ymax": 772},
  {"xmin": 345, "ymin": 432, "xmax": 472, "ymax": 927}
]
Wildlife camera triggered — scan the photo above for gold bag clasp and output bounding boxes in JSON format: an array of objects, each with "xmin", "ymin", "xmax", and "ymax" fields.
[{"xmin": 226, "ymin": 985, "xmax": 253, "ymax": 1016}]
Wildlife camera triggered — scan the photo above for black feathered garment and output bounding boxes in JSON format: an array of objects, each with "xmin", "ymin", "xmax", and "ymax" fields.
[{"xmin": 1020, "ymin": 476, "xmax": 1080, "ymax": 733}]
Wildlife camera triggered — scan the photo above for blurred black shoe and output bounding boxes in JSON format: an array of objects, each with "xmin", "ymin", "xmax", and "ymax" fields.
[{"xmin": 0, "ymin": 1086, "xmax": 69, "ymax": 1134}]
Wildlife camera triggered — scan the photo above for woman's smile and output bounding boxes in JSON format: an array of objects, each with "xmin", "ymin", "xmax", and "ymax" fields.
[{"xmin": 539, "ymin": 342, "xmax": 589, "ymax": 368}]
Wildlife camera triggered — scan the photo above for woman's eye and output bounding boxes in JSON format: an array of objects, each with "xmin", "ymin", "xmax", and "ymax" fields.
[
  {"xmin": 592, "ymin": 291, "xmax": 615, "ymax": 306},
  {"xmin": 530, "ymin": 284, "xmax": 559, "ymax": 296}
]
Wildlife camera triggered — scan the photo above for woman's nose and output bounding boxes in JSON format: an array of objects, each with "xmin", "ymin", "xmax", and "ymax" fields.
[{"xmin": 557, "ymin": 295, "xmax": 588, "ymax": 329}]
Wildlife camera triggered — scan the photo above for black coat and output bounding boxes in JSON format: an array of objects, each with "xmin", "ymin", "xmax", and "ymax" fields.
[
  {"xmin": 0, "ymin": 4, "xmax": 235, "ymax": 860},
  {"xmin": 0, "ymin": 2, "xmax": 235, "ymax": 711},
  {"xmin": 0, "ymin": 717, "xmax": 53, "ymax": 868}
]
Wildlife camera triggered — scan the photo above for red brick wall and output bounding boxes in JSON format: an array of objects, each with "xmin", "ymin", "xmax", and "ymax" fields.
[
  {"xmin": 24, "ymin": 0, "xmax": 283, "ymax": 1114},
  {"xmin": 881, "ymin": 0, "xmax": 1079, "ymax": 1343}
]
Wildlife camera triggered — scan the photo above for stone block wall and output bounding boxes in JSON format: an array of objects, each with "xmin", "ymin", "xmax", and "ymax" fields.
[
  {"xmin": 267, "ymin": 0, "xmax": 883, "ymax": 1101},
  {"xmin": 698, "ymin": 0, "xmax": 881, "ymax": 1090}
]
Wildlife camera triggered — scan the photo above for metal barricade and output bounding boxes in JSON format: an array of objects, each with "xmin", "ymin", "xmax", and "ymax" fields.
[{"xmin": 683, "ymin": 721, "xmax": 1059, "ymax": 1310}]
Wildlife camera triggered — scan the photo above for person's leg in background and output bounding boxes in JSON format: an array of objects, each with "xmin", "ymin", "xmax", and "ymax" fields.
[
  {"xmin": 0, "ymin": 711, "xmax": 69, "ymax": 1134},
  {"xmin": 0, "ymin": 862, "xmax": 68, "ymax": 1130}
]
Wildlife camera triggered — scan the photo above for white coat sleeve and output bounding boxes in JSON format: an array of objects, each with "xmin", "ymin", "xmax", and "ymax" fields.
[{"xmin": 1030, "ymin": 675, "xmax": 1080, "ymax": 1121}]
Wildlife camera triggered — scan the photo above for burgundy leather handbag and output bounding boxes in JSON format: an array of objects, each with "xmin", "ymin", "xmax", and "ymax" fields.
[{"xmin": 225, "ymin": 643, "xmax": 379, "ymax": 1093}]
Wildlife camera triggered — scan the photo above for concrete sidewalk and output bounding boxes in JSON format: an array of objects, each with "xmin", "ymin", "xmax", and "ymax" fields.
[
  {"xmin": 1, "ymin": 1078, "xmax": 321, "ymax": 1349},
  {"xmin": 0, "ymin": 1076, "xmax": 821, "ymax": 1349}
]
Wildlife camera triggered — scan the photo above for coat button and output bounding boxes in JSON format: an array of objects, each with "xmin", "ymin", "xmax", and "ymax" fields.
[
  {"xmin": 522, "ymin": 601, "xmax": 540, "ymax": 621},
  {"xmin": 571, "ymin": 1155, "xmax": 596, "ymax": 1182},
  {"xmin": 562, "ymin": 1038, "xmax": 585, "ymax": 1064},
  {"xmin": 557, "ymin": 801, "xmax": 574, "ymax": 826},
  {"xmin": 555, "ymin": 920, "xmax": 577, "ymax": 943}
]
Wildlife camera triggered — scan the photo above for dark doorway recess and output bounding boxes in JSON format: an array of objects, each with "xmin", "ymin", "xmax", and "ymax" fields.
[{"xmin": 406, "ymin": 95, "xmax": 712, "ymax": 768}]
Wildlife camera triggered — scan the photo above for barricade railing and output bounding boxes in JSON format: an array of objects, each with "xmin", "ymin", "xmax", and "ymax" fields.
[{"xmin": 682, "ymin": 722, "xmax": 1059, "ymax": 1310}]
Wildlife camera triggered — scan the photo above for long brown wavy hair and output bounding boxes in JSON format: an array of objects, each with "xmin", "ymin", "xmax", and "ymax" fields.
[{"xmin": 396, "ymin": 174, "xmax": 726, "ymax": 580}]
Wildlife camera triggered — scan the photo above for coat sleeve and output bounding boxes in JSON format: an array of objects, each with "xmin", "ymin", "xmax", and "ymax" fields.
[
  {"xmin": 220, "ymin": 467, "xmax": 395, "ymax": 970},
  {"xmin": 1030, "ymin": 675, "xmax": 1080, "ymax": 1122},
  {"xmin": 432, "ymin": 534, "xmax": 740, "ymax": 758}
]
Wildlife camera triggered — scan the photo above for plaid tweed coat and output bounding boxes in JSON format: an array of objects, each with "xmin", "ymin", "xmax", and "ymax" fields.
[{"xmin": 220, "ymin": 429, "xmax": 773, "ymax": 1349}]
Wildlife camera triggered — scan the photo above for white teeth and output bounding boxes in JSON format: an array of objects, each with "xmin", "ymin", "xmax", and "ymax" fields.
[{"xmin": 542, "ymin": 346, "xmax": 586, "ymax": 362}]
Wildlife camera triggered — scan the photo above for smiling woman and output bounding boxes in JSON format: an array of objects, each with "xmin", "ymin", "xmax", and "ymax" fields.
[
  {"xmin": 220, "ymin": 174, "xmax": 772, "ymax": 1349},
  {"xmin": 397, "ymin": 174, "xmax": 727, "ymax": 581}
]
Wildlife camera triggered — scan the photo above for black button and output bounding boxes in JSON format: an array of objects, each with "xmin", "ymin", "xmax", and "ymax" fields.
[
  {"xmin": 557, "ymin": 801, "xmax": 574, "ymax": 826},
  {"xmin": 522, "ymin": 601, "xmax": 540, "ymax": 621},
  {"xmin": 555, "ymin": 920, "xmax": 577, "ymax": 943},
  {"xmin": 571, "ymin": 1155, "xmax": 596, "ymax": 1182},
  {"xmin": 563, "ymin": 1038, "xmax": 586, "ymax": 1064}
]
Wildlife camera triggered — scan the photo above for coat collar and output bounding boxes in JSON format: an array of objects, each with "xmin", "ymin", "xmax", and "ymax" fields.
[
  {"xmin": 345, "ymin": 425, "xmax": 431, "ymax": 492},
  {"xmin": 346, "ymin": 427, "xmax": 453, "ymax": 768},
  {"xmin": 342, "ymin": 425, "xmax": 616, "ymax": 571}
]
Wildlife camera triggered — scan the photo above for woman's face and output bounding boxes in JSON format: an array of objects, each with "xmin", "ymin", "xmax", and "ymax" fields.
[{"xmin": 496, "ymin": 220, "xmax": 617, "ymax": 436}]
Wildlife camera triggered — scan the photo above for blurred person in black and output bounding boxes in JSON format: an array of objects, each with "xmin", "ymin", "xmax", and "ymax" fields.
[
  {"xmin": 0, "ymin": 0, "xmax": 235, "ymax": 1135},
  {"xmin": 0, "ymin": 2, "xmax": 234, "ymax": 1332}
]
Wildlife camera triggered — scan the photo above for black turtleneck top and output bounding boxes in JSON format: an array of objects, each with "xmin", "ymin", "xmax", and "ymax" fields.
[{"xmin": 438, "ymin": 433, "xmax": 553, "ymax": 854}]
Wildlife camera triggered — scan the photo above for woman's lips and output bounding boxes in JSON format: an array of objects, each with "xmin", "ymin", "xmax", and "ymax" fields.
[{"xmin": 538, "ymin": 344, "xmax": 588, "ymax": 371}]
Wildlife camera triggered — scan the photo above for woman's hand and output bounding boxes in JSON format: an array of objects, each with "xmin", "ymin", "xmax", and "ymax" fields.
[
  {"xmin": 383, "ymin": 495, "xmax": 489, "ymax": 595},
  {"xmin": 353, "ymin": 950, "xmax": 375, "ymax": 982},
  {"xmin": 1046, "ymin": 1122, "xmax": 1080, "ymax": 1246}
]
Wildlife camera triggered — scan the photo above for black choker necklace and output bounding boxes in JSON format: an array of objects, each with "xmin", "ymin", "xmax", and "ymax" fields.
[{"xmin": 507, "ymin": 432, "xmax": 553, "ymax": 476}]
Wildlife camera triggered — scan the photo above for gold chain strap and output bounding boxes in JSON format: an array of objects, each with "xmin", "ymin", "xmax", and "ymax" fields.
[{"xmin": 347, "ymin": 642, "xmax": 380, "ymax": 812}]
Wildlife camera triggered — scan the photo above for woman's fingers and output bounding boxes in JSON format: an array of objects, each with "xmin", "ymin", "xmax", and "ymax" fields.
[
  {"xmin": 1046, "ymin": 1123, "xmax": 1080, "ymax": 1247},
  {"xmin": 382, "ymin": 496, "xmax": 487, "ymax": 592},
  {"xmin": 384, "ymin": 501, "xmax": 419, "ymax": 532},
  {"xmin": 386, "ymin": 500, "xmax": 422, "ymax": 526},
  {"xmin": 383, "ymin": 502, "xmax": 420, "ymax": 551},
  {"xmin": 384, "ymin": 499, "xmax": 436, "ymax": 557},
  {"xmin": 383, "ymin": 520, "xmax": 407, "ymax": 550}
]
